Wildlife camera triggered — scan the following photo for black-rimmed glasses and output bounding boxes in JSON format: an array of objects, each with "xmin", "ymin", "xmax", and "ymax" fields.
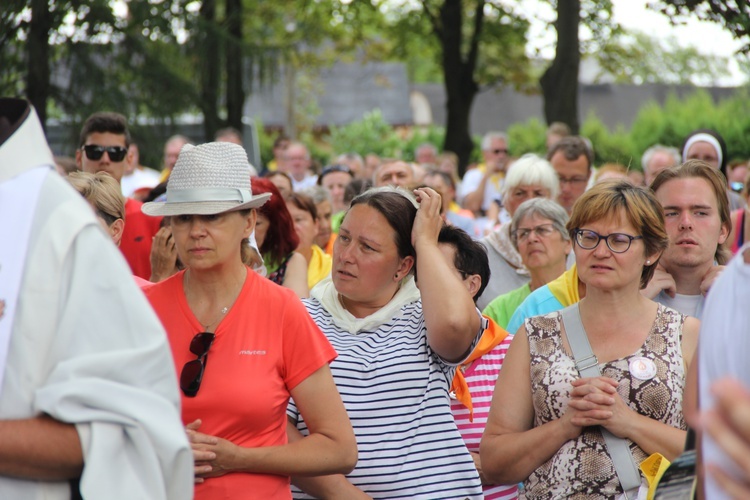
[
  {"xmin": 558, "ymin": 175, "xmax": 588, "ymax": 186},
  {"xmin": 574, "ymin": 229, "xmax": 642, "ymax": 254},
  {"xmin": 81, "ymin": 145, "xmax": 128, "ymax": 162},
  {"xmin": 513, "ymin": 223, "xmax": 556, "ymax": 242},
  {"xmin": 180, "ymin": 332, "xmax": 215, "ymax": 397}
]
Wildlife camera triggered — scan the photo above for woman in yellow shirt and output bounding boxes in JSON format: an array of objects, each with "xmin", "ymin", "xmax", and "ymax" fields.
[{"xmin": 287, "ymin": 193, "xmax": 333, "ymax": 290}]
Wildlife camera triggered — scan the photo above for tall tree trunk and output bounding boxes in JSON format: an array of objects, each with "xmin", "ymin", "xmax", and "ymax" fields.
[
  {"xmin": 225, "ymin": 0, "xmax": 244, "ymax": 132},
  {"xmin": 439, "ymin": 0, "xmax": 483, "ymax": 176},
  {"xmin": 443, "ymin": 94, "xmax": 474, "ymax": 174},
  {"xmin": 284, "ymin": 62, "xmax": 297, "ymax": 140},
  {"xmin": 27, "ymin": 0, "xmax": 52, "ymax": 130},
  {"xmin": 540, "ymin": 0, "xmax": 580, "ymax": 134},
  {"xmin": 200, "ymin": 0, "xmax": 221, "ymax": 141}
]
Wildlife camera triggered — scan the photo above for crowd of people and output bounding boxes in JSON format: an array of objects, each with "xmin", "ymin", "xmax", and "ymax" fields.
[{"xmin": 5, "ymin": 95, "xmax": 750, "ymax": 499}]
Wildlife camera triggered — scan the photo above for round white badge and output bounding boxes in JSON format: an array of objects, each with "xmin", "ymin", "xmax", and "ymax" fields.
[{"xmin": 629, "ymin": 357, "xmax": 657, "ymax": 381}]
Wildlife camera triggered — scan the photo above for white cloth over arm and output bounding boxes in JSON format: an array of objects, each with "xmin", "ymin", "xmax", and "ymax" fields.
[
  {"xmin": 698, "ymin": 243, "xmax": 750, "ymax": 500},
  {"xmin": 0, "ymin": 113, "xmax": 193, "ymax": 499}
]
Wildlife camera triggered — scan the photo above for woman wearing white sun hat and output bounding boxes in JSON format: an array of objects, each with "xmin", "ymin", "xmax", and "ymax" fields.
[{"xmin": 142, "ymin": 142, "xmax": 356, "ymax": 499}]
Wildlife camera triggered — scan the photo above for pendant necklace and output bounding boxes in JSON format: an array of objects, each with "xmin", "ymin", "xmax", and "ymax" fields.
[{"xmin": 185, "ymin": 270, "xmax": 241, "ymax": 331}]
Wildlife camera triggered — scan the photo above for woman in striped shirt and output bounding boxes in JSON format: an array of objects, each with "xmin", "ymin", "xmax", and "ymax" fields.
[{"xmin": 288, "ymin": 186, "xmax": 484, "ymax": 499}]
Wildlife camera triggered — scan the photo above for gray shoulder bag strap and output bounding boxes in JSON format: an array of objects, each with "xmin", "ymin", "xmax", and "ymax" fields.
[{"xmin": 560, "ymin": 303, "xmax": 642, "ymax": 499}]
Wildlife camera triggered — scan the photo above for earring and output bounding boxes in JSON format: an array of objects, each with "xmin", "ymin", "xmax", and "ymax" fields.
[
  {"xmin": 394, "ymin": 274, "xmax": 399, "ymax": 279},
  {"xmin": 646, "ymin": 260, "xmax": 651, "ymax": 265}
]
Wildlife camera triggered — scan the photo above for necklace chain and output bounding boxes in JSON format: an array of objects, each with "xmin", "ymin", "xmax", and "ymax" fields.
[{"xmin": 185, "ymin": 270, "xmax": 243, "ymax": 331}]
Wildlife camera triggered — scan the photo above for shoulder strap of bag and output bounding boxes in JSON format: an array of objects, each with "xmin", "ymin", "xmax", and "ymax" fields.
[{"xmin": 561, "ymin": 303, "xmax": 642, "ymax": 498}]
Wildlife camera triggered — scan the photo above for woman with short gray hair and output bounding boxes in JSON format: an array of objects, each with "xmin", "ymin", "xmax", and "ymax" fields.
[
  {"xmin": 483, "ymin": 198, "xmax": 571, "ymax": 329},
  {"xmin": 478, "ymin": 154, "xmax": 560, "ymax": 309}
]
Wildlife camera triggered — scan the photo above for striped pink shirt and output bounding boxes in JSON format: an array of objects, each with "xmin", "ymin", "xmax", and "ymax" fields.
[{"xmin": 451, "ymin": 335, "xmax": 518, "ymax": 500}]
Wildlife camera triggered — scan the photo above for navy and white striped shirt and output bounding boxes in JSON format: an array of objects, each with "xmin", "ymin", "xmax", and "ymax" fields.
[{"xmin": 289, "ymin": 298, "xmax": 482, "ymax": 499}]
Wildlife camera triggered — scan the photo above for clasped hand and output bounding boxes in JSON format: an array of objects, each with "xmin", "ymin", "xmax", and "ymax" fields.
[
  {"xmin": 562, "ymin": 377, "xmax": 634, "ymax": 440},
  {"xmin": 186, "ymin": 419, "xmax": 239, "ymax": 483}
]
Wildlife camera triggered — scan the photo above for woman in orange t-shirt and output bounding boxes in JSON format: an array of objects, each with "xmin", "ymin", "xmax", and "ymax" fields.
[{"xmin": 141, "ymin": 142, "xmax": 356, "ymax": 499}]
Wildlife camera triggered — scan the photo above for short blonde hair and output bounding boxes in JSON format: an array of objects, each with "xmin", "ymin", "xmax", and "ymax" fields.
[
  {"xmin": 567, "ymin": 179, "xmax": 668, "ymax": 288},
  {"xmin": 67, "ymin": 171, "xmax": 125, "ymax": 225}
]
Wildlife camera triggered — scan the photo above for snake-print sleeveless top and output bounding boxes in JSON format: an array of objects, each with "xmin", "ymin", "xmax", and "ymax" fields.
[{"xmin": 524, "ymin": 304, "xmax": 687, "ymax": 499}]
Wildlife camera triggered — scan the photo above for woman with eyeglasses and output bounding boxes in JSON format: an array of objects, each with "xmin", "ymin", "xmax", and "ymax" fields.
[
  {"xmin": 481, "ymin": 180, "xmax": 700, "ymax": 498},
  {"xmin": 286, "ymin": 193, "xmax": 332, "ymax": 290},
  {"xmin": 483, "ymin": 198, "xmax": 571, "ymax": 330},
  {"xmin": 477, "ymin": 154, "xmax": 560, "ymax": 311},
  {"xmin": 141, "ymin": 142, "xmax": 356, "ymax": 499}
]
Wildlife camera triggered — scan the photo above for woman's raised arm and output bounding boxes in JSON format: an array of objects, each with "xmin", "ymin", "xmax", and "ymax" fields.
[{"xmin": 413, "ymin": 187, "xmax": 480, "ymax": 362}]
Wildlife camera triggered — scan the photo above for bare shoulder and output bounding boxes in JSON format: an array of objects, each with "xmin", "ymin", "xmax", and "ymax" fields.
[{"xmin": 681, "ymin": 316, "xmax": 700, "ymax": 367}]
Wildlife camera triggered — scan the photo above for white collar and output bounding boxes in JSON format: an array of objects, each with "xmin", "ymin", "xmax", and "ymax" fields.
[
  {"xmin": 0, "ymin": 106, "xmax": 55, "ymax": 183},
  {"xmin": 310, "ymin": 275, "xmax": 421, "ymax": 335}
]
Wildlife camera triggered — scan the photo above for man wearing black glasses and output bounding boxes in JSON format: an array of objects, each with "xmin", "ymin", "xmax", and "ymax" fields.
[
  {"xmin": 459, "ymin": 131, "xmax": 510, "ymax": 216},
  {"xmin": 75, "ymin": 112, "xmax": 162, "ymax": 280},
  {"xmin": 547, "ymin": 136, "xmax": 593, "ymax": 214}
]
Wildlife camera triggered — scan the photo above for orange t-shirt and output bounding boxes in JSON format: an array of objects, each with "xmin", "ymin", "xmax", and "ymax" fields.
[
  {"xmin": 145, "ymin": 269, "xmax": 336, "ymax": 499},
  {"xmin": 324, "ymin": 232, "xmax": 337, "ymax": 256}
]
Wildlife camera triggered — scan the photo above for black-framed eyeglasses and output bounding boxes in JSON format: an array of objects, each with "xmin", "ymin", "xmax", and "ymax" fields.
[
  {"xmin": 320, "ymin": 164, "xmax": 353, "ymax": 178},
  {"xmin": 574, "ymin": 228, "xmax": 643, "ymax": 254},
  {"xmin": 513, "ymin": 223, "xmax": 557, "ymax": 242},
  {"xmin": 558, "ymin": 175, "xmax": 588, "ymax": 186},
  {"xmin": 81, "ymin": 144, "xmax": 128, "ymax": 162},
  {"xmin": 180, "ymin": 332, "xmax": 215, "ymax": 397}
]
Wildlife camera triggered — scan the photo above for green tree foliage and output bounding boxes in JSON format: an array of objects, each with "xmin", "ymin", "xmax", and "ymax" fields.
[
  {"xmin": 629, "ymin": 89, "xmax": 750, "ymax": 162},
  {"xmin": 507, "ymin": 89, "xmax": 750, "ymax": 171},
  {"xmin": 324, "ymin": 109, "xmax": 446, "ymax": 163},
  {"xmin": 652, "ymin": 0, "xmax": 750, "ymax": 52},
  {"xmin": 594, "ymin": 30, "xmax": 731, "ymax": 85},
  {"xmin": 327, "ymin": 109, "xmax": 406, "ymax": 158},
  {"xmin": 507, "ymin": 118, "xmax": 548, "ymax": 157},
  {"xmin": 580, "ymin": 114, "xmax": 635, "ymax": 167},
  {"xmin": 1, "ymin": 0, "xmax": 132, "ymax": 126},
  {"xmin": 541, "ymin": 0, "xmax": 619, "ymax": 134},
  {"xmin": 376, "ymin": 0, "xmax": 531, "ymax": 173}
]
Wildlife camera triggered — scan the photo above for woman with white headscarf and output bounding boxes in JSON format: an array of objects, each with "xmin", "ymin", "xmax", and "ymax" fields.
[{"xmin": 681, "ymin": 129, "xmax": 746, "ymax": 212}]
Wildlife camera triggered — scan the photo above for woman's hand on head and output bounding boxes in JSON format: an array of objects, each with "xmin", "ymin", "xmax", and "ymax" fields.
[{"xmin": 411, "ymin": 187, "xmax": 443, "ymax": 248}]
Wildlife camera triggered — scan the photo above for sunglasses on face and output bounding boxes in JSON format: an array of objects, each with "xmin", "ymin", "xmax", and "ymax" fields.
[
  {"xmin": 180, "ymin": 332, "xmax": 215, "ymax": 397},
  {"xmin": 81, "ymin": 144, "xmax": 128, "ymax": 162}
]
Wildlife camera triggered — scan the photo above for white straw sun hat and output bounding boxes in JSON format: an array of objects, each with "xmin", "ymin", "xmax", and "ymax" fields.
[{"xmin": 142, "ymin": 142, "xmax": 271, "ymax": 216}]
